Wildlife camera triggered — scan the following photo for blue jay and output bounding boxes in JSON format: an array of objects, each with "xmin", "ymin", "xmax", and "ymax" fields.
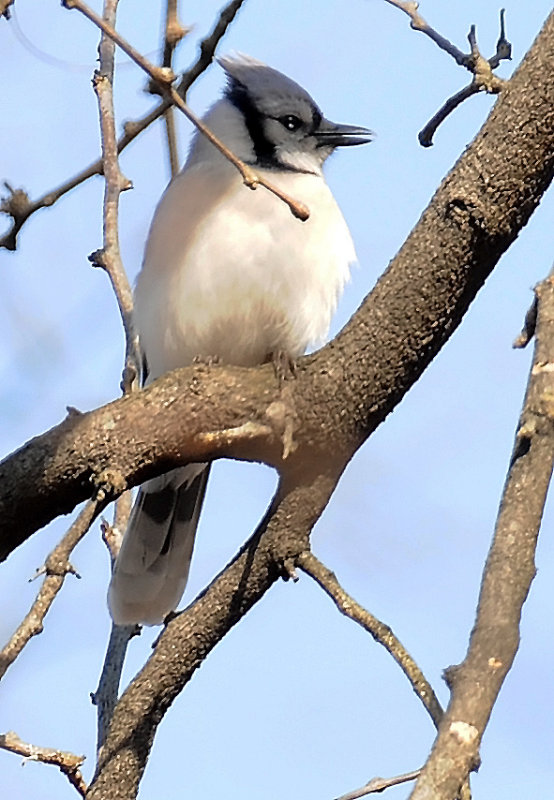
[{"xmin": 108, "ymin": 54, "xmax": 372, "ymax": 625}]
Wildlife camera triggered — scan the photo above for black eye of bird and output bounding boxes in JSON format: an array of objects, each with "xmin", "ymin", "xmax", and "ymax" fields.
[{"xmin": 279, "ymin": 114, "xmax": 303, "ymax": 132}]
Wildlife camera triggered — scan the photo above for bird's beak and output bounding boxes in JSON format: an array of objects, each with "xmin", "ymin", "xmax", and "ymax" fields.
[{"xmin": 315, "ymin": 119, "xmax": 374, "ymax": 147}]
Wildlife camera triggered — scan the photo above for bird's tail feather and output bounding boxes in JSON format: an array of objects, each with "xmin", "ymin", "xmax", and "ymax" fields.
[{"xmin": 108, "ymin": 464, "xmax": 210, "ymax": 625}]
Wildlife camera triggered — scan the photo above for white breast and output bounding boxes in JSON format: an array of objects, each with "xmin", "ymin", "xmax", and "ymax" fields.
[{"xmin": 135, "ymin": 161, "xmax": 356, "ymax": 379}]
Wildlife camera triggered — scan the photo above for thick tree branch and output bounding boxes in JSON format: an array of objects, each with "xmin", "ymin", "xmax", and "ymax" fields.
[
  {"xmin": 88, "ymin": 474, "xmax": 335, "ymax": 799},
  {"xmin": 2, "ymin": 10, "xmax": 554, "ymax": 561},
  {"xmin": 409, "ymin": 265, "xmax": 554, "ymax": 798}
]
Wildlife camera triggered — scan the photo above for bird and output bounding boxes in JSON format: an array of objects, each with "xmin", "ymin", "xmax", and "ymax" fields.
[{"xmin": 108, "ymin": 53, "xmax": 372, "ymax": 625}]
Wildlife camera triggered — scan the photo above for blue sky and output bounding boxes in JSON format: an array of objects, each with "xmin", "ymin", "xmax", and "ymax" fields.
[{"xmin": 1, "ymin": 1, "xmax": 554, "ymax": 798}]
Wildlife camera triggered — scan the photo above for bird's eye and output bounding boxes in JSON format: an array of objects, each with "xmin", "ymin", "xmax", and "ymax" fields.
[{"xmin": 279, "ymin": 114, "xmax": 303, "ymax": 132}]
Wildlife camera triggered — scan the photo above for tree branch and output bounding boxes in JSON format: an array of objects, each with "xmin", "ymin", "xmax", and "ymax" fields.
[
  {"xmin": 298, "ymin": 552, "xmax": 443, "ymax": 728},
  {"xmin": 159, "ymin": 0, "xmax": 188, "ymax": 176},
  {"xmin": 0, "ymin": 500, "xmax": 101, "ymax": 680},
  {"xmin": 382, "ymin": 2, "xmax": 511, "ymax": 145},
  {"xmin": 88, "ymin": 474, "xmax": 334, "ymax": 798},
  {"xmin": 62, "ymin": 0, "xmax": 309, "ymax": 220},
  {"xmin": 2, "ymin": 10, "xmax": 552, "ymax": 800},
  {"xmin": 409, "ymin": 263, "xmax": 554, "ymax": 798},
  {"xmin": 0, "ymin": 0, "xmax": 246, "ymax": 250},
  {"xmin": 335, "ymin": 768, "xmax": 421, "ymax": 800},
  {"xmin": 92, "ymin": 0, "xmax": 140, "ymax": 392},
  {"xmin": 0, "ymin": 731, "xmax": 87, "ymax": 797}
]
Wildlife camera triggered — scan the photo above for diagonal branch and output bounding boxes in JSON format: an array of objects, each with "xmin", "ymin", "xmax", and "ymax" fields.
[
  {"xmin": 88, "ymin": 474, "xmax": 336, "ymax": 799},
  {"xmin": 298, "ymin": 551, "xmax": 443, "ymax": 728},
  {"xmin": 62, "ymin": 0, "xmax": 309, "ymax": 220},
  {"xmin": 409, "ymin": 265, "xmax": 554, "ymax": 799},
  {"xmin": 0, "ymin": 0, "xmax": 246, "ymax": 250},
  {"xmin": 0, "ymin": 731, "xmax": 87, "ymax": 797},
  {"xmin": 0, "ymin": 500, "xmax": 101, "ymax": 680},
  {"xmin": 335, "ymin": 768, "xmax": 421, "ymax": 800}
]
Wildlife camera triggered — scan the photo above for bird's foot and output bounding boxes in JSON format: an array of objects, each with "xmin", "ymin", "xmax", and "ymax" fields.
[
  {"xmin": 192, "ymin": 354, "xmax": 222, "ymax": 368},
  {"xmin": 267, "ymin": 350, "xmax": 297, "ymax": 386}
]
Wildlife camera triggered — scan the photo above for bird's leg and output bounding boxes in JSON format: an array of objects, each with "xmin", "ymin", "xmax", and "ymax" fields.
[{"xmin": 266, "ymin": 349, "xmax": 297, "ymax": 385}]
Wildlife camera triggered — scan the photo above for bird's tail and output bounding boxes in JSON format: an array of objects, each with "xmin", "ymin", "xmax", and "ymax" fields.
[{"xmin": 108, "ymin": 464, "xmax": 210, "ymax": 625}]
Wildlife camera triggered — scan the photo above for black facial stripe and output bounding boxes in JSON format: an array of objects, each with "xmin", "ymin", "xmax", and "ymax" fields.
[
  {"xmin": 226, "ymin": 80, "xmax": 276, "ymax": 165},
  {"xmin": 311, "ymin": 107, "xmax": 322, "ymax": 134}
]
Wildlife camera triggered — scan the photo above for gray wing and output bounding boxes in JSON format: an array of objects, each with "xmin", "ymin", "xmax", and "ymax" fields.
[{"xmin": 108, "ymin": 464, "xmax": 210, "ymax": 625}]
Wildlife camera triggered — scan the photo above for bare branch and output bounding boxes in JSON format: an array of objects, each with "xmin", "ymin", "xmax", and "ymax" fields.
[
  {"xmin": 298, "ymin": 552, "xmax": 443, "ymax": 728},
  {"xmin": 178, "ymin": 0, "xmax": 246, "ymax": 93},
  {"xmin": 1, "ymin": 0, "xmax": 246, "ymax": 250},
  {"xmin": 489, "ymin": 8, "xmax": 512, "ymax": 69},
  {"xmin": 335, "ymin": 768, "xmax": 421, "ymax": 800},
  {"xmin": 92, "ymin": 0, "xmax": 140, "ymax": 392},
  {"xmin": 63, "ymin": 0, "xmax": 309, "ymax": 220},
  {"xmin": 162, "ymin": 0, "xmax": 188, "ymax": 69},
  {"xmin": 418, "ymin": 84, "xmax": 479, "ymax": 147},
  {"xmin": 382, "ymin": 0, "xmax": 471, "ymax": 67},
  {"xmin": 162, "ymin": 104, "xmax": 180, "ymax": 177},
  {"xmin": 0, "ymin": 731, "xmax": 87, "ymax": 797},
  {"xmin": 410, "ymin": 267, "xmax": 554, "ymax": 796},
  {"xmin": 0, "ymin": 500, "xmax": 100, "ymax": 680},
  {"xmin": 160, "ymin": 0, "xmax": 189, "ymax": 176},
  {"xmin": 92, "ymin": 624, "xmax": 139, "ymax": 753},
  {"xmin": 0, "ymin": 102, "xmax": 161, "ymax": 251},
  {"xmin": 87, "ymin": 475, "xmax": 336, "ymax": 799},
  {"xmin": 382, "ymin": 2, "xmax": 511, "ymax": 145}
]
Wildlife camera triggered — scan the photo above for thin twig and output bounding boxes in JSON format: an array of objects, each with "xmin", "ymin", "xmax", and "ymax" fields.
[
  {"xmin": 489, "ymin": 9, "xmax": 512, "ymax": 69},
  {"xmin": 0, "ymin": 731, "xmax": 87, "ymax": 797},
  {"xmin": 0, "ymin": 500, "xmax": 100, "ymax": 680},
  {"xmin": 419, "ymin": 84, "xmax": 479, "ymax": 147},
  {"xmin": 160, "ymin": 0, "xmax": 188, "ymax": 175},
  {"xmin": 335, "ymin": 768, "xmax": 421, "ymax": 800},
  {"xmin": 411, "ymin": 266, "xmax": 554, "ymax": 798},
  {"xmin": 0, "ymin": 103, "xmax": 162, "ymax": 252},
  {"xmin": 382, "ymin": 2, "xmax": 511, "ymax": 146},
  {"xmin": 382, "ymin": 0, "xmax": 470, "ymax": 67},
  {"xmin": 92, "ymin": 0, "xmax": 140, "ymax": 391},
  {"xmin": 178, "ymin": 0, "xmax": 246, "ymax": 92},
  {"xmin": 1, "ymin": 0, "xmax": 247, "ymax": 250},
  {"xmin": 63, "ymin": 0, "xmax": 309, "ymax": 220},
  {"xmin": 297, "ymin": 552, "xmax": 443, "ymax": 729}
]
